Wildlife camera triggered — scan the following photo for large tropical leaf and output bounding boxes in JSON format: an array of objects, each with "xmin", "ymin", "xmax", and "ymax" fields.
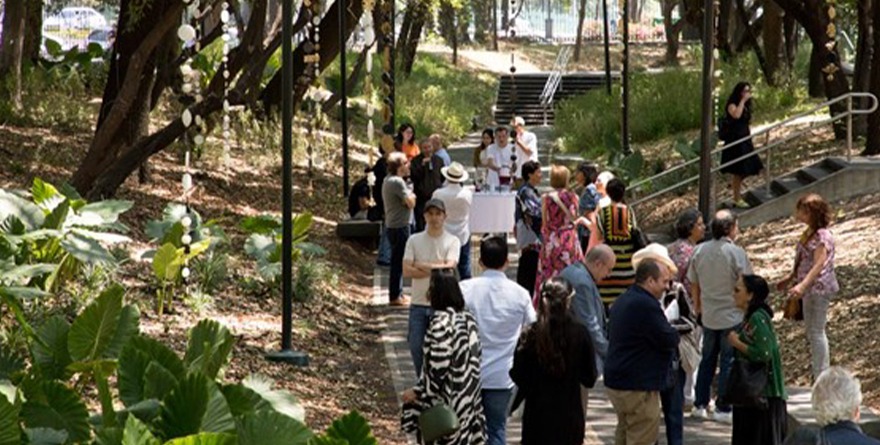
[
  {"xmin": 157, "ymin": 373, "xmax": 235, "ymax": 439},
  {"xmin": 118, "ymin": 399, "xmax": 161, "ymax": 424},
  {"xmin": 0, "ymin": 286, "xmax": 51, "ymax": 300},
  {"xmin": 122, "ymin": 416, "xmax": 160, "ymax": 445},
  {"xmin": 20, "ymin": 380, "xmax": 90, "ymax": 443},
  {"xmin": 78, "ymin": 200, "xmax": 134, "ymax": 225},
  {"xmin": 0, "ymin": 189, "xmax": 45, "ymax": 230},
  {"xmin": 0, "ymin": 346, "xmax": 24, "ymax": 381},
  {"xmin": 24, "ymin": 428, "xmax": 67, "ymax": 445},
  {"xmin": 236, "ymin": 410, "xmax": 313, "ymax": 445},
  {"xmin": 162, "ymin": 433, "xmax": 236, "ymax": 445},
  {"xmin": 239, "ymin": 215, "xmax": 280, "ymax": 235},
  {"xmin": 68, "ymin": 284, "xmax": 124, "ymax": 362},
  {"xmin": 0, "ymin": 381, "xmax": 15, "ymax": 405},
  {"xmin": 0, "ymin": 263, "xmax": 57, "ymax": 283},
  {"xmin": 243, "ymin": 234, "xmax": 274, "ymax": 263},
  {"xmin": 292, "ymin": 213, "xmax": 314, "ymax": 239},
  {"xmin": 0, "ymin": 394, "xmax": 21, "ymax": 445},
  {"xmin": 31, "ymin": 178, "xmax": 63, "ymax": 212},
  {"xmin": 42, "ymin": 200, "xmax": 70, "ymax": 231},
  {"xmin": 184, "ymin": 320, "xmax": 234, "ymax": 380},
  {"xmin": 319, "ymin": 411, "xmax": 377, "ymax": 445},
  {"xmin": 70, "ymin": 229, "xmax": 132, "ymax": 245},
  {"xmin": 143, "ymin": 362, "xmax": 179, "ymax": 401},
  {"xmin": 118, "ymin": 336, "xmax": 185, "ymax": 408},
  {"xmin": 240, "ymin": 374, "xmax": 305, "ymax": 421},
  {"xmin": 152, "ymin": 243, "xmax": 182, "ymax": 282},
  {"xmin": 105, "ymin": 305, "xmax": 140, "ymax": 359},
  {"xmin": 31, "ymin": 316, "xmax": 73, "ymax": 380},
  {"xmin": 61, "ymin": 231, "xmax": 116, "ymax": 265}
]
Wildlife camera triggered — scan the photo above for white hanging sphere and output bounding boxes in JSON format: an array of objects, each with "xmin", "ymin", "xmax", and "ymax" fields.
[
  {"xmin": 182, "ymin": 173, "xmax": 193, "ymax": 191},
  {"xmin": 223, "ymin": 130, "xmax": 231, "ymax": 139},
  {"xmin": 182, "ymin": 83, "xmax": 193, "ymax": 93},
  {"xmin": 195, "ymin": 115, "xmax": 203, "ymax": 126},
  {"xmin": 181, "ymin": 216, "xmax": 193, "ymax": 228},
  {"xmin": 221, "ymin": 10, "xmax": 230, "ymax": 23},
  {"xmin": 223, "ymin": 115, "xmax": 231, "ymax": 123},
  {"xmin": 181, "ymin": 267, "xmax": 191, "ymax": 278},
  {"xmin": 223, "ymin": 100, "xmax": 231, "ymax": 112},
  {"xmin": 181, "ymin": 234, "xmax": 193, "ymax": 245},
  {"xmin": 222, "ymin": 34, "xmax": 230, "ymax": 42},
  {"xmin": 181, "ymin": 64, "xmax": 193, "ymax": 77},
  {"xmin": 223, "ymin": 70, "xmax": 230, "ymax": 79},
  {"xmin": 182, "ymin": 109, "xmax": 193, "ymax": 127},
  {"xmin": 222, "ymin": 56, "xmax": 229, "ymax": 63},
  {"xmin": 178, "ymin": 25, "xmax": 197, "ymax": 42},
  {"xmin": 222, "ymin": 121, "xmax": 230, "ymax": 130},
  {"xmin": 194, "ymin": 134, "xmax": 205, "ymax": 146}
]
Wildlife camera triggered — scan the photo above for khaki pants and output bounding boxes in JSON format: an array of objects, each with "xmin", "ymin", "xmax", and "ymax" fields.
[{"xmin": 606, "ymin": 388, "xmax": 661, "ymax": 445}]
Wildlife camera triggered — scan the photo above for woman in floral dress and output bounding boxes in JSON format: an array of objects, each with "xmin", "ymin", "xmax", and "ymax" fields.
[{"xmin": 534, "ymin": 165, "xmax": 585, "ymax": 301}]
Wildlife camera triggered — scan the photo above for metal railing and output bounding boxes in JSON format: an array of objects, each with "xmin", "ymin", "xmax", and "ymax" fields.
[
  {"xmin": 539, "ymin": 45, "xmax": 573, "ymax": 125},
  {"xmin": 628, "ymin": 92, "xmax": 879, "ymax": 208}
]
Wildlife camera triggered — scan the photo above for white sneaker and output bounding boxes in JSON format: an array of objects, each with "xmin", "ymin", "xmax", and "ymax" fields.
[
  {"xmin": 712, "ymin": 410, "xmax": 733, "ymax": 424},
  {"xmin": 691, "ymin": 407, "xmax": 709, "ymax": 419}
]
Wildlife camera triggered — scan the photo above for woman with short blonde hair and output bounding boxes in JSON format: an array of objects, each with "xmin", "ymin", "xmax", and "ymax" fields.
[
  {"xmin": 549, "ymin": 165, "xmax": 570, "ymax": 189},
  {"xmin": 534, "ymin": 165, "xmax": 585, "ymax": 301}
]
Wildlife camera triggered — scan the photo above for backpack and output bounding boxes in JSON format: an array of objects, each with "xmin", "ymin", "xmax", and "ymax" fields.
[{"xmin": 717, "ymin": 115, "xmax": 731, "ymax": 141}]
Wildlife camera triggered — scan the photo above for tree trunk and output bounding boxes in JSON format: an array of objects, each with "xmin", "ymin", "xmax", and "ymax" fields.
[
  {"xmin": 865, "ymin": 0, "xmax": 880, "ymax": 155},
  {"xmin": 853, "ymin": 0, "xmax": 872, "ymax": 135},
  {"xmin": 783, "ymin": 15, "xmax": 798, "ymax": 70},
  {"xmin": 808, "ymin": 45, "xmax": 825, "ymax": 98},
  {"xmin": 735, "ymin": 0, "xmax": 773, "ymax": 85},
  {"xmin": 473, "ymin": 0, "xmax": 492, "ymax": 44},
  {"xmin": 662, "ymin": 0, "xmax": 686, "ymax": 66},
  {"xmin": 0, "ymin": 0, "xmax": 27, "ymax": 108},
  {"xmin": 717, "ymin": 0, "xmax": 734, "ymax": 58},
  {"xmin": 762, "ymin": 0, "xmax": 783, "ymax": 82},
  {"xmin": 398, "ymin": 0, "xmax": 429, "ymax": 76},
  {"xmin": 23, "ymin": 0, "xmax": 44, "ymax": 63},
  {"xmin": 574, "ymin": 0, "xmax": 588, "ymax": 61}
]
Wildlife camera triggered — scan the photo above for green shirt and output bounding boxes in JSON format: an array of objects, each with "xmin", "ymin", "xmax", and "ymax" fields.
[{"xmin": 736, "ymin": 309, "xmax": 786, "ymax": 399}]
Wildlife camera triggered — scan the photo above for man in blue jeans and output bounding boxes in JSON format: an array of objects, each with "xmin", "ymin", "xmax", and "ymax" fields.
[
  {"xmin": 687, "ymin": 210, "xmax": 752, "ymax": 423},
  {"xmin": 382, "ymin": 152, "xmax": 416, "ymax": 306},
  {"xmin": 461, "ymin": 236, "xmax": 536, "ymax": 445}
]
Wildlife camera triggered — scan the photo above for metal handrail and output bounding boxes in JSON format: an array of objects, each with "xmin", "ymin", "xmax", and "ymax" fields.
[
  {"xmin": 539, "ymin": 46, "xmax": 572, "ymax": 125},
  {"xmin": 629, "ymin": 92, "xmax": 879, "ymax": 208}
]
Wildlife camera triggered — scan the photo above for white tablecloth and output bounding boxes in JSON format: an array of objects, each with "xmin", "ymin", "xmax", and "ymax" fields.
[{"xmin": 469, "ymin": 192, "xmax": 517, "ymax": 234}]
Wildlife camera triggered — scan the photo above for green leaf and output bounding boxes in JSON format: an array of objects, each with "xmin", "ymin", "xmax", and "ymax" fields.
[
  {"xmin": 157, "ymin": 373, "xmax": 235, "ymax": 439},
  {"xmin": 32, "ymin": 316, "xmax": 73, "ymax": 380},
  {"xmin": 296, "ymin": 242, "xmax": 327, "ymax": 257},
  {"xmin": 70, "ymin": 228, "xmax": 132, "ymax": 245},
  {"xmin": 240, "ymin": 375, "xmax": 305, "ymax": 422},
  {"xmin": 240, "ymin": 215, "xmax": 280, "ymax": 235},
  {"xmin": 25, "ymin": 427, "xmax": 67, "ymax": 445},
  {"xmin": 68, "ymin": 284, "xmax": 124, "ymax": 362},
  {"xmin": 184, "ymin": 320, "xmax": 234, "ymax": 380},
  {"xmin": 0, "ymin": 286, "xmax": 51, "ymax": 300},
  {"xmin": 292, "ymin": 213, "xmax": 314, "ymax": 239},
  {"xmin": 42, "ymin": 199, "xmax": 69, "ymax": 230},
  {"xmin": 0, "ymin": 189, "xmax": 45, "ymax": 231},
  {"xmin": 118, "ymin": 336, "xmax": 185, "ymax": 408},
  {"xmin": 219, "ymin": 384, "xmax": 267, "ymax": 418},
  {"xmin": 0, "ymin": 346, "xmax": 24, "ymax": 381},
  {"xmin": 237, "ymin": 410, "xmax": 313, "ymax": 445},
  {"xmin": 119, "ymin": 399, "xmax": 161, "ymax": 424},
  {"xmin": 122, "ymin": 415, "xmax": 160, "ymax": 445},
  {"xmin": 21, "ymin": 380, "xmax": 90, "ymax": 442},
  {"xmin": 0, "ymin": 381, "xmax": 16, "ymax": 405},
  {"xmin": 143, "ymin": 362, "xmax": 178, "ymax": 401},
  {"xmin": 321, "ymin": 411, "xmax": 377, "ymax": 445},
  {"xmin": 181, "ymin": 240, "xmax": 211, "ymax": 262},
  {"xmin": 153, "ymin": 243, "xmax": 182, "ymax": 282},
  {"xmin": 244, "ymin": 234, "xmax": 274, "ymax": 262},
  {"xmin": 0, "ymin": 263, "xmax": 57, "ymax": 283},
  {"xmin": 162, "ymin": 432, "xmax": 236, "ymax": 445},
  {"xmin": 94, "ymin": 425, "xmax": 123, "ymax": 445},
  {"xmin": 105, "ymin": 305, "xmax": 141, "ymax": 359},
  {"xmin": 31, "ymin": 179, "xmax": 60, "ymax": 207},
  {"xmin": 61, "ymin": 231, "xmax": 117, "ymax": 265},
  {"xmin": 0, "ymin": 393, "xmax": 21, "ymax": 445},
  {"xmin": 79, "ymin": 200, "xmax": 134, "ymax": 225}
]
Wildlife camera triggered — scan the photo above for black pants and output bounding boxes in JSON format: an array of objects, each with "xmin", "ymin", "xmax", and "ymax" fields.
[
  {"xmin": 413, "ymin": 199, "xmax": 426, "ymax": 233},
  {"xmin": 387, "ymin": 226, "xmax": 410, "ymax": 302},
  {"xmin": 732, "ymin": 397, "xmax": 787, "ymax": 445},
  {"xmin": 517, "ymin": 248, "xmax": 540, "ymax": 294}
]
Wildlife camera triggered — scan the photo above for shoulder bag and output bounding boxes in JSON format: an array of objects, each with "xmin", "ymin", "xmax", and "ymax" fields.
[
  {"xmin": 419, "ymin": 403, "xmax": 460, "ymax": 443},
  {"xmin": 724, "ymin": 356, "xmax": 769, "ymax": 409},
  {"xmin": 515, "ymin": 192, "xmax": 540, "ymax": 250},
  {"xmin": 783, "ymin": 250, "xmax": 804, "ymax": 321},
  {"xmin": 628, "ymin": 207, "xmax": 649, "ymax": 250}
]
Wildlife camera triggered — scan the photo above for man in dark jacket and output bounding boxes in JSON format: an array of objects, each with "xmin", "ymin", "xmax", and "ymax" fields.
[
  {"xmin": 409, "ymin": 138, "xmax": 444, "ymax": 232},
  {"xmin": 604, "ymin": 257, "xmax": 680, "ymax": 445}
]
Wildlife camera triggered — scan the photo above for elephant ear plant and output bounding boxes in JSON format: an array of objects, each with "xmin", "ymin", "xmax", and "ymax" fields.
[
  {"xmin": 241, "ymin": 213, "xmax": 325, "ymax": 286},
  {"xmin": 0, "ymin": 284, "xmax": 377, "ymax": 444}
]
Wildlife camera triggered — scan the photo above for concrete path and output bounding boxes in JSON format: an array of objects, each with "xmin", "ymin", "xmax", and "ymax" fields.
[{"xmin": 419, "ymin": 43, "xmax": 543, "ymax": 75}]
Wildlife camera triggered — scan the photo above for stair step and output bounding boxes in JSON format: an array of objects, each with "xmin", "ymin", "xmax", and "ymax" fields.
[
  {"xmin": 744, "ymin": 187, "xmax": 779, "ymax": 207},
  {"xmin": 797, "ymin": 166, "xmax": 833, "ymax": 183},
  {"xmin": 771, "ymin": 175, "xmax": 811, "ymax": 195},
  {"xmin": 822, "ymin": 157, "xmax": 849, "ymax": 172}
]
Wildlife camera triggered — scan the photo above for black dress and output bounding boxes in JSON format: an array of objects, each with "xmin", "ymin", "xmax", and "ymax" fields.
[
  {"xmin": 720, "ymin": 104, "xmax": 764, "ymax": 178},
  {"xmin": 510, "ymin": 321, "xmax": 598, "ymax": 445}
]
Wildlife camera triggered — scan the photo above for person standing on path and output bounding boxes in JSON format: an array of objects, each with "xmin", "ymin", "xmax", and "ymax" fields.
[
  {"xmin": 515, "ymin": 160, "xmax": 543, "ymax": 293},
  {"xmin": 403, "ymin": 199, "xmax": 461, "ymax": 375},
  {"xmin": 688, "ymin": 209, "xmax": 753, "ymax": 423},
  {"xmin": 510, "ymin": 277, "xmax": 598, "ymax": 445},
  {"xmin": 481, "ymin": 126, "xmax": 514, "ymax": 190},
  {"xmin": 511, "ymin": 116, "xmax": 538, "ymax": 188},
  {"xmin": 534, "ymin": 165, "xmax": 586, "ymax": 301},
  {"xmin": 592, "ymin": 178, "xmax": 640, "ymax": 312},
  {"xmin": 604, "ymin": 257, "xmax": 680, "ymax": 445},
  {"xmin": 433, "ymin": 162, "xmax": 474, "ymax": 280},
  {"xmin": 461, "ymin": 236, "xmax": 536, "ymax": 445},
  {"xmin": 383, "ymin": 152, "xmax": 415, "ymax": 307},
  {"xmin": 777, "ymin": 193, "xmax": 839, "ymax": 381},
  {"xmin": 474, "ymin": 128, "xmax": 494, "ymax": 171},
  {"xmin": 574, "ymin": 161, "xmax": 600, "ymax": 254},
  {"xmin": 431, "ymin": 133, "xmax": 452, "ymax": 167},
  {"xmin": 396, "ymin": 123, "xmax": 420, "ymax": 161},
  {"xmin": 719, "ymin": 82, "xmax": 764, "ymax": 208},
  {"xmin": 410, "ymin": 138, "xmax": 445, "ymax": 233}
]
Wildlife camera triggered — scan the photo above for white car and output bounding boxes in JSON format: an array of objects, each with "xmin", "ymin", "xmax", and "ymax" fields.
[{"xmin": 44, "ymin": 7, "xmax": 107, "ymax": 30}]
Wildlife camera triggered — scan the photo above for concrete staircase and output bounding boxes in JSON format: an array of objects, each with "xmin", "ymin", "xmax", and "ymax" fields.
[{"xmin": 494, "ymin": 72, "xmax": 615, "ymax": 126}]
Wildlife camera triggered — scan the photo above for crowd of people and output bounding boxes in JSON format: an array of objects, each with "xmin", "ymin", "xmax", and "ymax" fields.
[{"xmin": 348, "ymin": 114, "xmax": 872, "ymax": 445}]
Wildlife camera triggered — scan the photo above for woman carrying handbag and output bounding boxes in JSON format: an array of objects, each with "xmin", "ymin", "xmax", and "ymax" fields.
[{"xmin": 727, "ymin": 274, "xmax": 788, "ymax": 445}]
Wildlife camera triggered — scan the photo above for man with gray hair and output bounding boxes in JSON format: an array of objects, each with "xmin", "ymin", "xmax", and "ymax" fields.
[
  {"xmin": 687, "ymin": 209, "xmax": 752, "ymax": 423},
  {"xmin": 811, "ymin": 366, "xmax": 880, "ymax": 444},
  {"xmin": 560, "ymin": 244, "xmax": 616, "ymax": 371}
]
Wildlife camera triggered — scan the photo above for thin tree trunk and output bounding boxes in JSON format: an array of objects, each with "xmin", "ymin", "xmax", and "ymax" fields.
[
  {"xmin": 23, "ymin": 0, "xmax": 44, "ymax": 63},
  {"xmin": 762, "ymin": 0, "xmax": 783, "ymax": 82},
  {"xmin": 866, "ymin": 0, "xmax": 880, "ymax": 154},
  {"xmin": 717, "ymin": 0, "xmax": 734, "ymax": 58},
  {"xmin": 399, "ymin": 0, "xmax": 428, "ymax": 76},
  {"xmin": 854, "ymin": 0, "xmax": 872, "ymax": 136},
  {"xmin": 0, "ymin": 0, "xmax": 27, "ymax": 109},
  {"xmin": 662, "ymin": 0, "xmax": 685, "ymax": 66},
  {"xmin": 783, "ymin": 15, "xmax": 798, "ymax": 70},
  {"xmin": 574, "ymin": 0, "xmax": 588, "ymax": 61},
  {"xmin": 808, "ymin": 45, "xmax": 825, "ymax": 98},
  {"xmin": 735, "ymin": 0, "xmax": 773, "ymax": 84}
]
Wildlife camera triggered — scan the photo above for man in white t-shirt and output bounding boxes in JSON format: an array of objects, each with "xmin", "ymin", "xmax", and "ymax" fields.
[
  {"xmin": 461, "ymin": 236, "xmax": 536, "ymax": 445},
  {"xmin": 511, "ymin": 116, "xmax": 538, "ymax": 186},
  {"xmin": 403, "ymin": 198, "xmax": 461, "ymax": 375},
  {"xmin": 480, "ymin": 126, "xmax": 515, "ymax": 189},
  {"xmin": 432, "ymin": 162, "xmax": 474, "ymax": 280}
]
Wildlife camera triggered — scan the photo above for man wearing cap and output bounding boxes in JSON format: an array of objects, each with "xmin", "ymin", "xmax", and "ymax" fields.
[
  {"xmin": 605, "ymin": 244, "xmax": 680, "ymax": 445},
  {"xmin": 511, "ymin": 116, "xmax": 538, "ymax": 188},
  {"xmin": 432, "ymin": 162, "xmax": 474, "ymax": 279},
  {"xmin": 403, "ymin": 198, "xmax": 461, "ymax": 375}
]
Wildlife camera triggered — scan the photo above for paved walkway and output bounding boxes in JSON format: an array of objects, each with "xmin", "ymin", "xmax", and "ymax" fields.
[{"xmin": 419, "ymin": 43, "xmax": 543, "ymax": 74}]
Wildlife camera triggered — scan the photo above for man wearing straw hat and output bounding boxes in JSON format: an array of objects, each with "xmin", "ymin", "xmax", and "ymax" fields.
[{"xmin": 433, "ymin": 161, "xmax": 474, "ymax": 279}]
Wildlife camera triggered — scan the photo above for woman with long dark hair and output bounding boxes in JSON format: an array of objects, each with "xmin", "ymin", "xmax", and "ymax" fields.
[
  {"xmin": 396, "ymin": 123, "xmax": 420, "ymax": 161},
  {"xmin": 474, "ymin": 128, "xmax": 494, "ymax": 170},
  {"xmin": 401, "ymin": 269, "xmax": 486, "ymax": 444},
  {"xmin": 720, "ymin": 82, "xmax": 764, "ymax": 208},
  {"xmin": 727, "ymin": 274, "xmax": 787, "ymax": 445},
  {"xmin": 511, "ymin": 276, "xmax": 597, "ymax": 445}
]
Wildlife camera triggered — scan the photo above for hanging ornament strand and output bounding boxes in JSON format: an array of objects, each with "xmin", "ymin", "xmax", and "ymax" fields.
[{"xmin": 221, "ymin": 1, "xmax": 233, "ymax": 166}]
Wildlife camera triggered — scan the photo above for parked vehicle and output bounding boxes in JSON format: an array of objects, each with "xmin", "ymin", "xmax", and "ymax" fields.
[
  {"xmin": 44, "ymin": 7, "xmax": 107, "ymax": 30},
  {"xmin": 88, "ymin": 27, "xmax": 115, "ymax": 51}
]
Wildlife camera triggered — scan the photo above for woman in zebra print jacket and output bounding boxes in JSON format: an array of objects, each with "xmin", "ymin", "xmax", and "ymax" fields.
[{"xmin": 401, "ymin": 269, "xmax": 487, "ymax": 444}]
